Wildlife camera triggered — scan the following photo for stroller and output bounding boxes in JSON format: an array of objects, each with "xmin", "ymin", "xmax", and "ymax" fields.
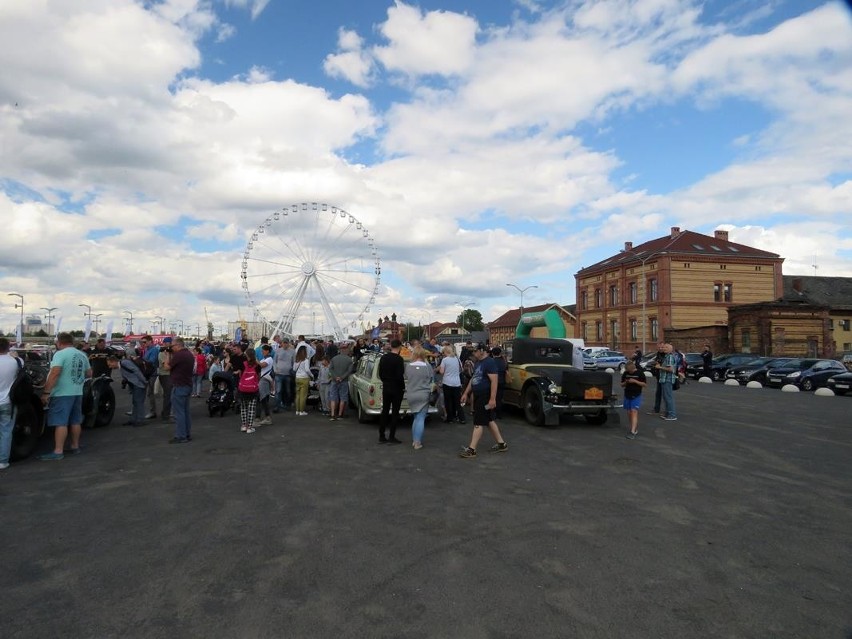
[{"xmin": 208, "ymin": 371, "xmax": 236, "ymax": 417}]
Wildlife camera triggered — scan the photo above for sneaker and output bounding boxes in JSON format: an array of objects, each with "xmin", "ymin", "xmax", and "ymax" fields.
[
  {"xmin": 125, "ymin": 410, "xmax": 133, "ymax": 416},
  {"xmin": 413, "ymin": 442, "xmax": 423, "ymax": 450},
  {"xmin": 459, "ymin": 447, "xmax": 476, "ymax": 458},
  {"xmin": 168, "ymin": 437, "xmax": 189, "ymax": 444},
  {"xmin": 259, "ymin": 417, "xmax": 272, "ymax": 425},
  {"xmin": 330, "ymin": 416, "xmax": 337, "ymax": 421},
  {"xmin": 245, "ymin": 427, "xmax": 256, "ymax": 434},
  {"xmin": 240, "ymin": 426, "xmax": 248, "ymax": 432},
  {"xmin": 490, "ymin": 442, "xmax": 508, "ymax": 453},
  {"xmin": 662, "ymin": 416, "xmax": 678, "ymax": 421},
  {"xmin": 0, "ymin": 462, "xmax": 9, "ymax": 470},
  {"xmin": 37, "ymin": 451, "xmax": 64, "ymax": 461},
  {"xmin": 145, "ymin": 412, "xmax": 156, "ymax": 419},
  {"xmin": 626, "ymin": 432, "xmax": 637, "ymax": 440},
  {"xmin": 646, "ymin": 411, "xmax": 659, "ymax": 416}
]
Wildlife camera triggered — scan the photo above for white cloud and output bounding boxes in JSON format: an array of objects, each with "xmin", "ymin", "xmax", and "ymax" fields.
[
  {"xmin": 222, "ymin": 0, "xmax": 271, "ymax": 21},
  {"xmin": 324, "ymin": 29, "xmax": 376, "ymax": 88}
]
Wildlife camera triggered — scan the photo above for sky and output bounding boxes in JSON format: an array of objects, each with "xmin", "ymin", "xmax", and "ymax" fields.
[{"xmin": 2, "ymin": 0, "xmax": 851, "ymax": 338}]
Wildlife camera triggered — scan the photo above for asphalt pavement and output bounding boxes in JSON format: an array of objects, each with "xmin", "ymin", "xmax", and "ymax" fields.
[{"xmin": 1, "ymin": 380, "xmax": 850, "ymax": 638}]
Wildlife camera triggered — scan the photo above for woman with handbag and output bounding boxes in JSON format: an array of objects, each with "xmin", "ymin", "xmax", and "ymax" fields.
[
  {"xmin": 292, "ymin": 345, "xmax": 313, "ymax": 416},
  {"xmin": 405, "ymin": 348, "xmax": 433, "ymax": 450}
]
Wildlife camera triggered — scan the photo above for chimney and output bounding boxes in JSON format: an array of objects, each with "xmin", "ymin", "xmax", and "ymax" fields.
[
  {"xmin": 792, "ymin": 278, "xmax": 802, "ymax": 293},
  {"xmin": 714, "ymin": 229, "xmax": 729, "ymax": 241},
  {"xmin": 670, "ymin": 226, "xmax": 680, "ymax": 238},
  {"xmin": 624, "ymin": 241, "xmax": 633, "ymax": 251}
]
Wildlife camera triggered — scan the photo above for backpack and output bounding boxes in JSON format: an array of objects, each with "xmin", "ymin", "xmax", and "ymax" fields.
[
  {"xmin": 133, "ymin": 356, "xmax": 157, "ymax": 379},
  {"xmin": 9, "ymin": 359, "xmax": 34, "ymax": 405},
  {"xmin": 238, "ymin": 366, "xmax": 260, "ymax": 393}
]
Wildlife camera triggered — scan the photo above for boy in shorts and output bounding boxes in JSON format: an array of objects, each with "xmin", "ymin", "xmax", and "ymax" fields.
[{"xmin": 621, "ymin": 361, "xmax": 646, "ymax": 440}]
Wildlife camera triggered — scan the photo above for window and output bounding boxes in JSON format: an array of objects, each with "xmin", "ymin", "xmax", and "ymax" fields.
[
  {"xmin": 630, "ymin": 319, "xmax": 637, "ymax": 340},
  {"xmin": 581, "ymin": 322, "xmax": 588, "ymax": 341},
  {"xmin": 609, "ymin": 285, "xmax": 618, "ymax": 307},
  {"xmin": 650, "ymin": 317, "xmax": 658, "ymax": 341},
  {"xmin": 841, "ymin": 319, "xmax": 851, "ymax": 331},
  {"xmin": 719, "ymin": 264, "xmax": 727, "ymax": 269},
  {"xmin": 610, "ymin": 320, "xmax": 618, "ymax": 347},
  {"xmin": 649, "ymin": 278, "xmax": 658, "ymax": 302},
  {"xmin": 581, "ymin": 290, "xmax": 588, "ymax": 311},
  {"xmin": 742, "ymin": 329, "xmax": 751, "ymax": 353},
  {"xmin": 724, "ymin": 283, "xmax": 733, "ymax": 302},
  {"xmin": 594, "ymin": 288, "xmax": 602, "ymax": 309},
  {"xmin": 713, "ymin": 282, "xmax": 721, "ymax": 302},
  {"xmin": 595, "ymin": 321, "xmax": 603, "ymax": 341},
  {"xmin": 628, "ymin": 282, "xmax": 637, "ymax": 304},
  {"xmin": 755, "ymin": 266, "xmax": 762, "ymax": 271}
]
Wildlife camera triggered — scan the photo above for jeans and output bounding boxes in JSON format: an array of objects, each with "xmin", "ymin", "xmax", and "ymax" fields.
[
  {"xmin": 192, "ymin": 374, "xmax": 204, "ymax": 396},
  {"xmin": 0, "ymin": 402, "xmax": 13, "ymax": 464},
  {"xmin": 159, "ymin": 374, "xmax": 172, "ymax": 419},
  {"xmin": 130, "ymin": 384, "xmax": 146, "ymax": 424},
  {"xmin": 171, "ymin": 385, "xmax": 192, "ymax": 439},
  {"xmin": 411, "ymin": 404, "xmax": 428, "ymax": 444},
  {"xmin": 275, "ymin": 374, "xmax": 292, "ymax": 409},
  {"xmin": 660, "ymin": 381, "xmax": 676, "ymax": 418}
]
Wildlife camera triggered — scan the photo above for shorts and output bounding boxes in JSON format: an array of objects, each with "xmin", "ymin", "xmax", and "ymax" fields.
[
  {"xmin": 328, "ymin": 380, "xmax": 349, "ymax": 403},
  {"xmin": 622, "ymin": 395, "xmax": 642, "ymax": 410},
  {"xmin": 47, "ymin": 395, "xmax": 84, "ymax": 427},
  {"xmin": 472, "ymin": 394, "xmax": 495, "ymax": 426}
]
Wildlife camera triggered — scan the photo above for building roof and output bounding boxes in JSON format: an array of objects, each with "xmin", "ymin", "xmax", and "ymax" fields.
[
  {"xmin": 577, "ymin": 228, "xmax": 781, "ymax": 275},
  {"xmin": 487, "ymin": 303, "xmax": 576, "ymax": 329},
  {"xmin": 782, "ymin": 275, "xmax": 852, "ymax": 309}
]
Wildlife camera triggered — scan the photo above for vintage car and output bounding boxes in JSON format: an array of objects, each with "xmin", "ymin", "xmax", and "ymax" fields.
[
  {"xmin": 347, "ymin": 352, "xmax": 439, "ymax": 423},
  {"xmin": 503, "ymin": 338, "xmax": 618, "ymax": 426}
]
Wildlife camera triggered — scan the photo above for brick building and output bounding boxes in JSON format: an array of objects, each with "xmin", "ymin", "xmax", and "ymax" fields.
[{"xmin": 574, "ymin": 227, "xmax": 784, "ymax": 353}]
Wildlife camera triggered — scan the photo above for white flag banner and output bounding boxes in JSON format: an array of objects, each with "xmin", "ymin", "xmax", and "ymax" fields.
[
  {"xmin": 55, "ymin": 316, "xmax": 62, "ymax": 336},
  {"xmin": 105, "ymin": 320, "xmax": 114, "ymax": 344},
  {"xmin": 15, "ymin": 323, "xmax": 21, "ymax": 346},
  {"xmin": 84, "ymin": 317, "xmax": 92, "ymax": 342}
]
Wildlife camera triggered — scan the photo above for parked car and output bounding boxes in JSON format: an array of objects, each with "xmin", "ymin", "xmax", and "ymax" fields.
[
  {"xmin": 583, "ymin": 350, "xmax": 628, "ymax": 372},
  {"xmin": 826, "ymin": 371, "xmax": 852, "ymax": 395},
  {"xmin": 765, "ymin": 359, "xmax": 847, "ymax": 390},
  {"xmin": 682, "ymin": 353, "xmax": 704, "ymax": 379},
  {"xmin": 724, "ymin": 357, "xmax": 795, "ymax": 385},
  {"xmin": 348, "ymin": 352, "xmax": 438, "ymax": 423},
  {"xmin": 704, "ymin": 354, "xmax": 761, "ymax": 381}
]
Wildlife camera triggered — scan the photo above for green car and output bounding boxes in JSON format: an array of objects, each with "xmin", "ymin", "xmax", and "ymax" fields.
[{"xmin": 348, "ymin": 351, "xmax": 440, "ymax": 423}]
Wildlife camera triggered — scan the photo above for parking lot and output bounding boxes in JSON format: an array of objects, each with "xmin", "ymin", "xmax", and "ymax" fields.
[{"xmin": 2, "ymin": 380, "xmax": 850, "ymax": 638}]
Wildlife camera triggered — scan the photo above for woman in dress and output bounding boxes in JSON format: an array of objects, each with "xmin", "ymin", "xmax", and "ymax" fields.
[{"xmin": 405, "ymin": 347, "xmax": 433, "ymax": 450}]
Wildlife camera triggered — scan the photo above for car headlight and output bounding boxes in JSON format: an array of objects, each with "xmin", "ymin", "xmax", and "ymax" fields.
[
  {"xmin": 548, "ymin": 383, "xmax": 558, "ymax": 394},
  {"xmin": 788, "ymin": 371, "xmax": 801, "ymax": 378}
]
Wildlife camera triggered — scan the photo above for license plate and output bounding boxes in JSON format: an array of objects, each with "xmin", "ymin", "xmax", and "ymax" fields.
[{"xmin": 584, "ymin": 387, "xmax": 604, "ymax": 400}]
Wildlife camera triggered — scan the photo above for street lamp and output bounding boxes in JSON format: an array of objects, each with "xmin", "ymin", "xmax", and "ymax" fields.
[
  {"xmin": 506, "ymin": 283, "xmax": 538, "ymax": 315},
  {"xmin": 8, "ymin": 293, "xmax": 24, "ymax": 343},
  {"xmin": 153, "ymin": 316, "xmax": 164, "ymax": 334},
  {"xmin": 123, "ymin": 310, "xmax": 133, "ymax": 335},
  {"xmin": 41, "ymin": 306, "xmax": 58, "ymax": 336},
  {"xmin": 78, "ymin": 303, "xmax": 92, "ymax": 332},
  {"xmin": 173, "ymin": 319, "xmax": 184, "ymax": 336},
  {"xmin": 454, "ymin": 300, "xmax": 477, "ymax": 332},
  {"xmin": 92, "ymin": 313, "xmax": 103, "ymax": 337}
]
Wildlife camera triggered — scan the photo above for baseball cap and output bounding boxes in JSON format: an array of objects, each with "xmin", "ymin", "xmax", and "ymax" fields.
[{"xmin": 162, "ymin": 337, "xmax": 173, "ymax": 344}]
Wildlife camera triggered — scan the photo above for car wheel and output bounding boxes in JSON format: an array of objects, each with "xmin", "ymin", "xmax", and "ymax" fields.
[
  {"xmin": 835, "ymin": 389, "xmax": 846, "ymax": 396},
  {"xmin": 584, "ymin": 410, "xmax": 608, "ymax": 426},
  {"xmin": 801, "ymin": 378, "xmax": 814, "ymax": 391},
  {"xmin": 712, "ymin": 369, "xmax": 723, "ymax": 381},
  {"xmin": 523, "ymin": 385, "xmax": 545, "ymax": 427},
  {"xmin": 93, "ymin": 385, "xmax": 116, "ymax": 428},
  {"xmin": 356, "ymin": 394, "xmax": 372, "ymax": 424},
  {"xmin": 11, "ymin": 395, "xmax": 45, "ymax": 461}
]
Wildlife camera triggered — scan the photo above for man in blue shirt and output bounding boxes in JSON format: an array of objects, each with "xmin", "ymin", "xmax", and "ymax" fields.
[
  {"xmin": 142, "ymin": 335, "xmax": 160, "ymax": 419},
  {"xmin": 655, "ymin": 343, "xmax": 678, "ymax": 421},
  {"xmin": 459, "ymin": 344, "xmax": 508, "ymax": 458}
]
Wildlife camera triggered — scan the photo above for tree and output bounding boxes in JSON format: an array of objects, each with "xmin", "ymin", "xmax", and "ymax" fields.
[
  {"xmin": 456, "ymin": 309, "xmax": 483, "ymax": 332},
  {"xmin": 404, "ymin": 323, "xmax": 424, "ymax": 342},
  {"xmin": 35, "ymin": 329, "xmax": 48, "ymax": 337}
]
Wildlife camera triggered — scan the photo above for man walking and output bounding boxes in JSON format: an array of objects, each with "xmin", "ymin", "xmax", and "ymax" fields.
[
  {"xmin": 328, "ymin": 345, "xmax": 353, "ymax": 421},
  {"xmin": 459, "ymin": 344, "xmax": 508, "ymax": 458},
  {"xmin": 272, "ymin": 338, "xmax": 294, "ymax": 411},
  {"xmin": 0, "ymin": 337, "xmax": 20, "ymax": 470},
  {"xmin": 167, "ymin": 338, "xmax": 195, "ymax": 443},
  {"xmin": 655, "ymin": 343, "xmax": 678, "ymax": 421},
  {"xmin": 377, "ymin": 339, "xmax": 405, "ymax": 444},
  {"xmin": 39, "ymin": 332, "xmax": 92, "ymax": 460}
]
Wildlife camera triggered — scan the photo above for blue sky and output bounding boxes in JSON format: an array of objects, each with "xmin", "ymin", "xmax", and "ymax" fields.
[{"xmin": 1, "ymin": 0, "xmax": 851, "ymax": 337}]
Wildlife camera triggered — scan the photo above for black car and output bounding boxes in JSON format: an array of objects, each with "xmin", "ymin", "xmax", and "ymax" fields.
[
  {"xmin": 705, "ymin": 353, "xmax": 761, "ymax": 381},
  {"xmin": 724, "ymin": 357, "xmax": 795, "ymax": 385},
  {"xmin": 682, "ymin": 353, "xmax": 704, "ymax": 379},
  {"xmin": 766, "ymin": 359, "xmax": 847, "ymax": 390},
  {"xmin": 826, "ymin": 371, "xmax": 852, "ymax": 395}
]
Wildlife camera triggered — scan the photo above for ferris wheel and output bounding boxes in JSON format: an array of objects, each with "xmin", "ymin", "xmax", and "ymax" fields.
[{"xmin": 240, "ymin": 202, "xmax": 380, "ymax": 341}]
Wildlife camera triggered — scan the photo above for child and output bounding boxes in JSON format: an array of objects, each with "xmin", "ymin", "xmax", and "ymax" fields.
[
  {"xmin": 621, "ymin": 361, "xmax": 646, "ymax": 439},
  {"xmin": 317, "ymin": 356, "xmax": 331, "ymax": 415}
]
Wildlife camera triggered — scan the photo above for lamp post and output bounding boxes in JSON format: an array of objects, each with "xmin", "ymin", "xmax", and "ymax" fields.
[
  {"xmin": 78, "ymin": 303, "xmax": 92, "ymax": 333},
  {"xmin": 92, "ymin": 313, "xmax": 103, "ymax": 337},
  {"xmin": 454, "ymin": 300, "xmax": 476, "ymax": 332},
  {"xmin": 41, "ymin": 306, "xmax": 58, "ymax": 336},
  {"xmin": 506, "ymin": 283, "xmax": 538, "ymax": 315},
  {"xmin": 8, "ymin": 293, "xmax": 24, "ymax": 343},
  {"xmin": 123, "ymin": 310, "xmax": 133, "ymax": 335},
  {"xmin": 154, "ymin": 316, "xmax": 164, "ymax": 334}
]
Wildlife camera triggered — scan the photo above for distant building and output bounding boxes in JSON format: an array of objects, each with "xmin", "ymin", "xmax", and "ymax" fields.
[
  {"xmin": 782, "ymin": 276, "xmax": 852, "ymax": 354},
  {"xmin": 422, "ymin": 321, "xmax": 469, "ymax": 342},
  {"xmin": 575, "ymin": 227, "xmax": 784, "ymax": 353},
  {"xmin": 487, "ymin": 303, "xmax": 577, "ymax": 346}
]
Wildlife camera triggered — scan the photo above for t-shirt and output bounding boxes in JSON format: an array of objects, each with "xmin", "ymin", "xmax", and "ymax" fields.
[
  {"xmin": 229, "ymin": 353, "xmax": 246, "ymax": 375},
  {"xmin": 169, "ymin": 348, "xmax": 195, "ymax": 387},
  {"xmin": 440, "ymin": 356, "xmax": 461, "ymax": 388},
  {"xmin": 259, "ymin": 356, "xmax": 274, "ymax": 380},
  {"xmin": 274, "ymin": 347, "xmax": 294, "ymax": 375},
  {"xmin": 471, "ymin": 357, "xmax": 497, "ymax": 395},
  {"xmin": 378, "ymin": 352, "xmax": 405, "ymax": 390},
  {"xmin": 88, "ymin": 346, "xmax": 111, "ymax": 377},
  {"xmin": 492, "ymin": 357, "xmax": 508, "ymax": 388},
  {"xmin": 621, "ymin": 370, "xmax": 644, "ymax": 399},
  {"xmin": 50, "ymin": 346, "xmax": 91, "ymax": 397}
]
